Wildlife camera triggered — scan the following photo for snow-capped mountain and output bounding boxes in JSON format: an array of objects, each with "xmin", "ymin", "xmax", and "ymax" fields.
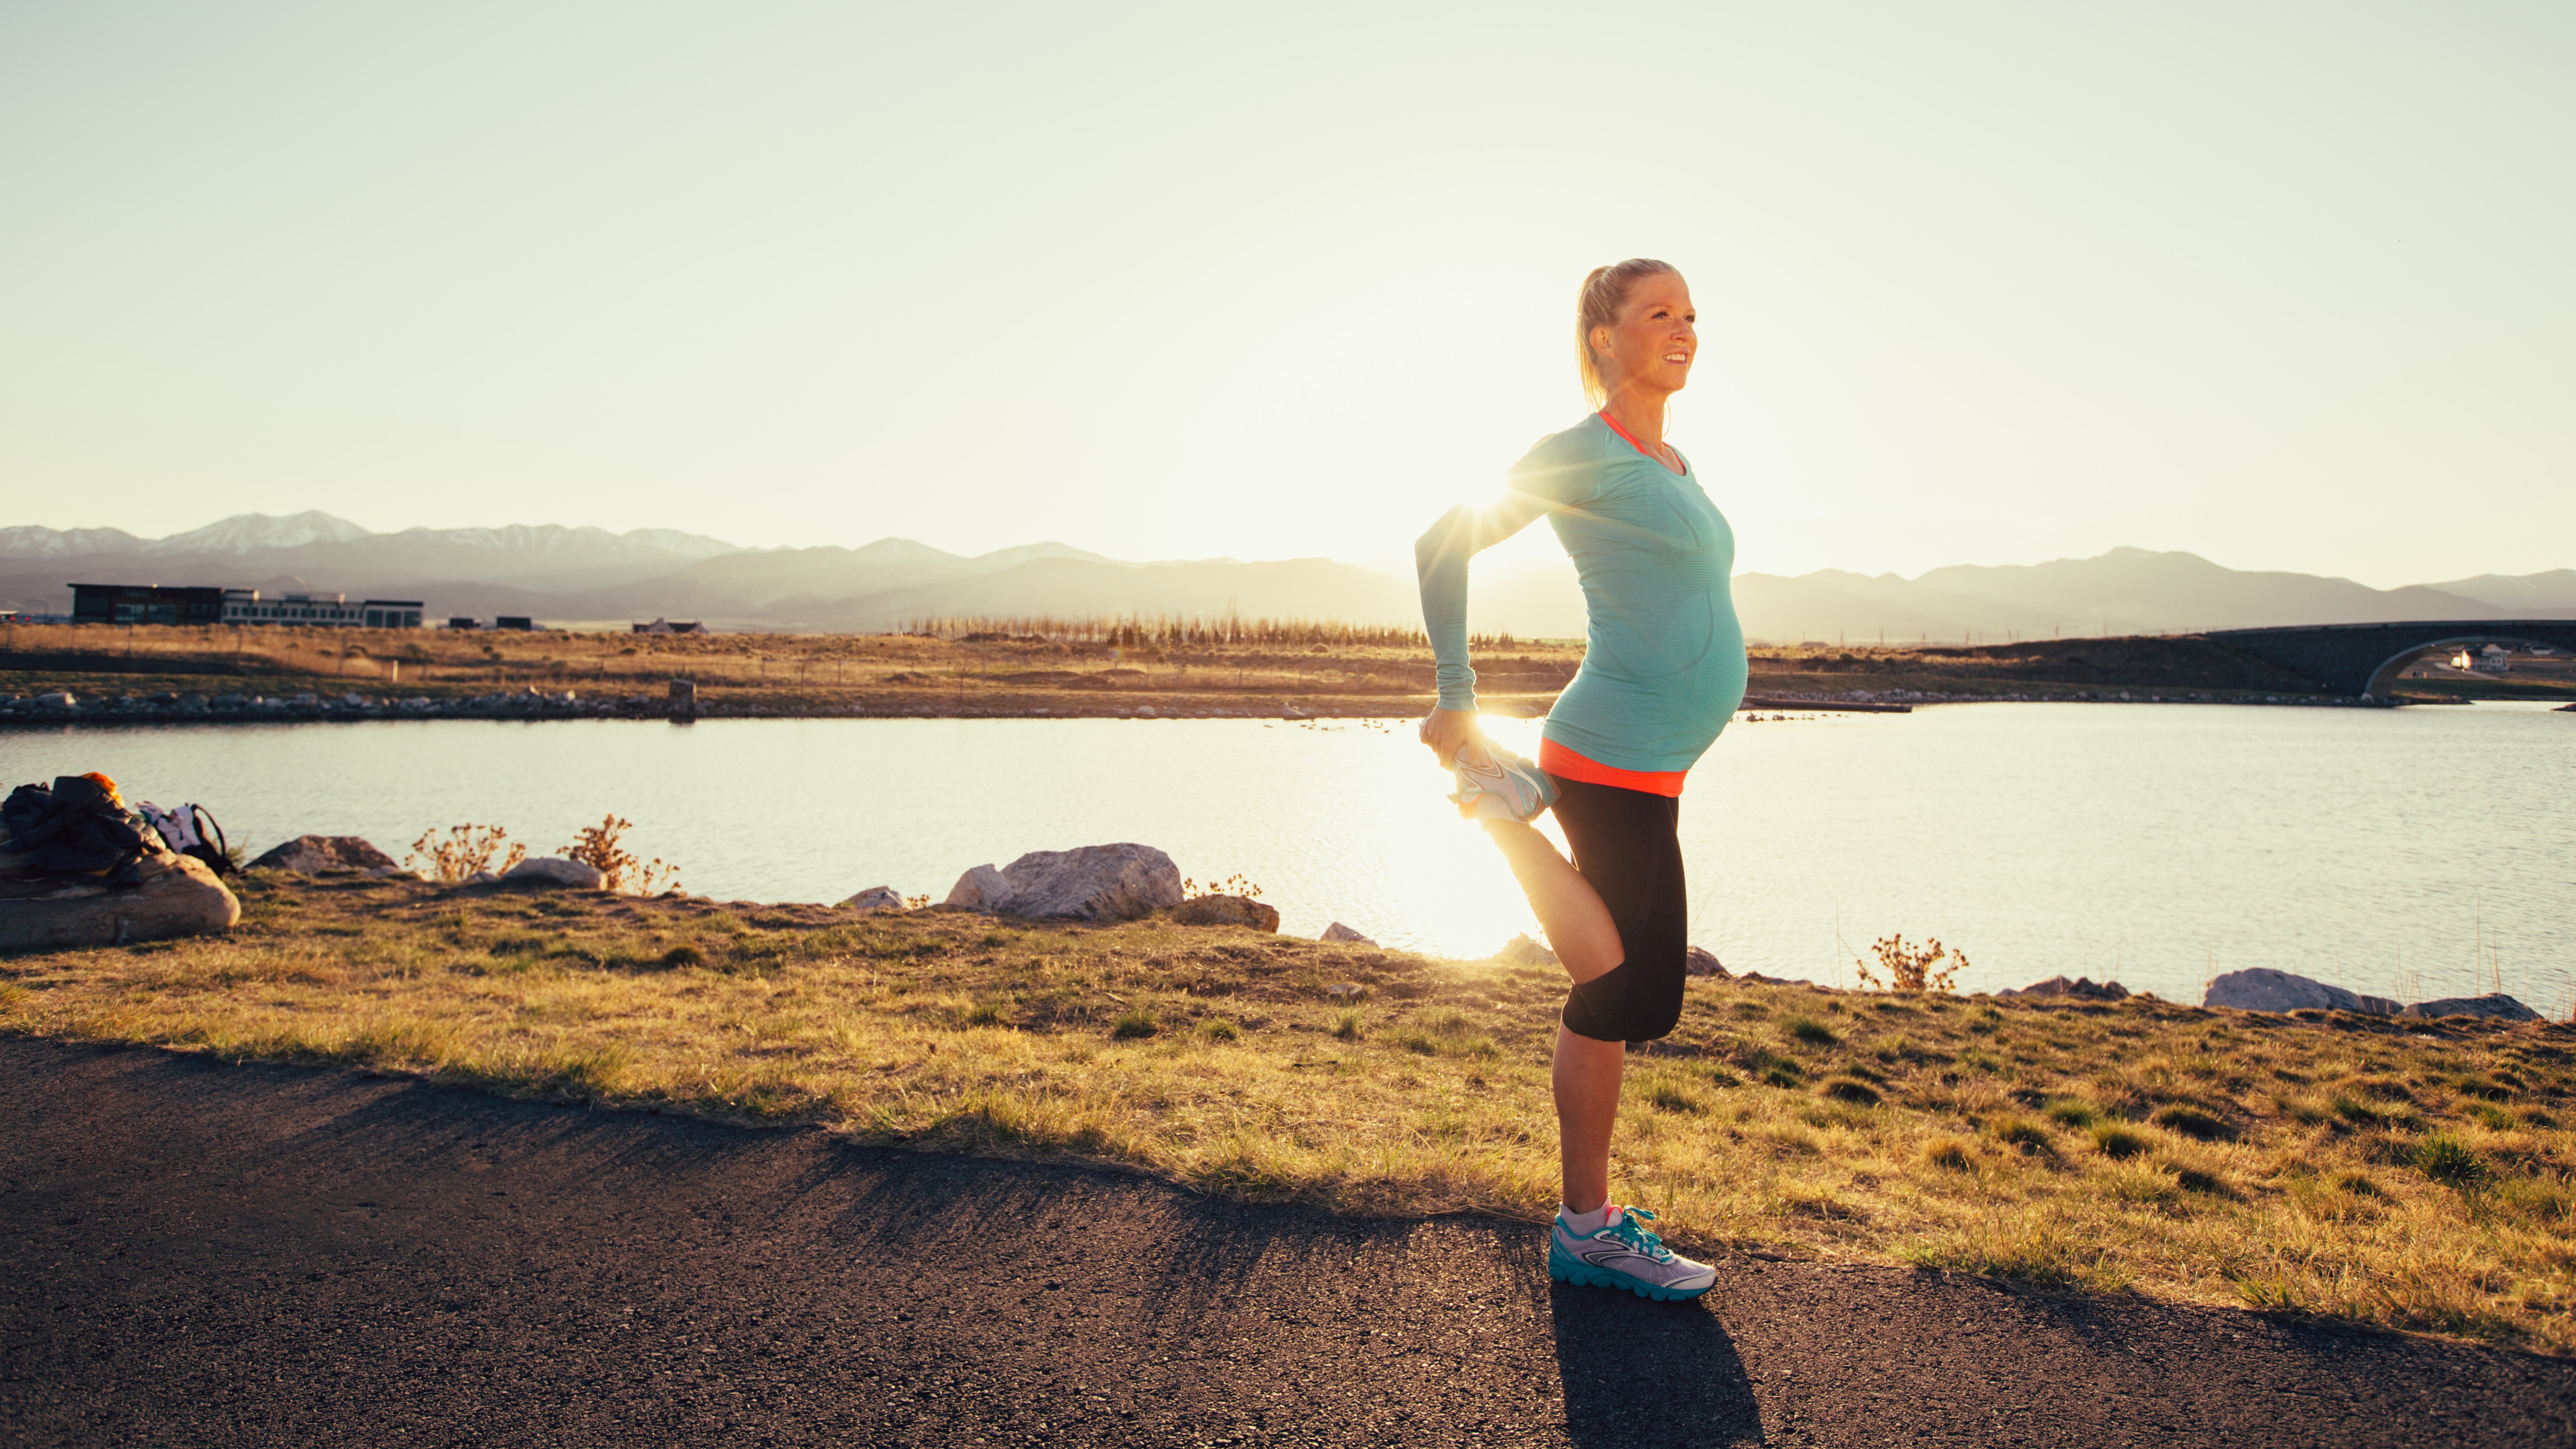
[
  {"xmin": 139, "ymin": 510, "xmax": 375, "ymax": 556},
  {"xmin": 0, "ymin": 524, "xmax": 146, "ymax": 559}
]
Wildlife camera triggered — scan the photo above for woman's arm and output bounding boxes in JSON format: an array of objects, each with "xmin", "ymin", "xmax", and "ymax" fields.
[{"xmin": 1416, "ymin": 496, "xmax": 1546, "ymax": 717}]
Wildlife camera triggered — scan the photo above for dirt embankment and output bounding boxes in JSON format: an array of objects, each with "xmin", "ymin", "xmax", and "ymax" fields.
[{"xmin": 3, "ymin": 622, "xmax": 2528, "ymax": 723}]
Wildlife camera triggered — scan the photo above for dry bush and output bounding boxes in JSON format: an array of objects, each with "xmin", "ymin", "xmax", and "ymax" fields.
[
  {"xmin": 406, "ymin": 825, "xmax": 527, "ymax": 882},
  {"xmin": 1854, "ymin": 934, "xmax": 1966, "ymax": 994},
  {"xmin": 560, "ymin": 814, "xmax": 681, "ymax": 895}
]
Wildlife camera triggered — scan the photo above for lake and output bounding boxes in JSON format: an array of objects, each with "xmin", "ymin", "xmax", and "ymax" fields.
[{"xmin": 5, "ymin": 702, "xmax": 2569, "ymax": 1013}]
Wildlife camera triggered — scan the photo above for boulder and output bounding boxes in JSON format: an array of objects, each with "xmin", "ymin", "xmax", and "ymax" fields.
[
  {"xmin": 1497, "ymin": 933, "xmax": 1559, "ymax": 966},
  {"xmin": 247, "ymin": 834, "xmax": 399, "ymax": 874},
  {"xmin": 2000, "ymin": 974, "xmax": 2129, "ymax": 1002},
  {"xmin": 1172, "ymin": 894, "xmax": 1280, "ymax": 931},
  {"xmin": 1321, "ymin": 921, "xmax": 1376, "ymax": 945},
  {"xmin": 0, "ymin": 846, "xmax": 239, "ymax": 950},
  {"xmin": 2404, "ymin": 994, "xmax": 2542, "ymax": 1022},
  {"xmin": 944, "ymin": 864, "xmax": 1012, "ymax": 912},
  {"xmin": 1324, "ymin": 982, "xmax": 1367, "ymax": 1002},
  {"xmin": 504, "ymin": 857, "xmax": 606, "ymax": 890},
  {"xmin": 841, "ymin": 885, "xmax": 905, "ymax": 913},
  {"xmin": 1685, "ymin": 946, "xmax": 1729, "ymax": 978},
  {"xmin": 956, "ymin": 844, "xmax": 1183, "ymax": 923},
  {"xmin": 2204, "ymin": 967, "xmax": 2400, "ymax": 1016}
]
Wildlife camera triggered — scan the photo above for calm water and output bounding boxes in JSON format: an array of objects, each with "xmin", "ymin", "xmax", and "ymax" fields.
[{"xmin": 6, "ymin": 704, "xmax": 2570, "ymax": 1012}]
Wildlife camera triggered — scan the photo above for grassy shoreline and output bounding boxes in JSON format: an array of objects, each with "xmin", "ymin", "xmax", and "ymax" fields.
[{"xmin": 5, "ymin": 871, "xmax": 2571, "ymax": 1354}]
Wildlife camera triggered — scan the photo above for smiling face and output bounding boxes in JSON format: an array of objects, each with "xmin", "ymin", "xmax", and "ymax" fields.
[{"xmin": 1587, "ymin": 274, "xmax": 1696, "ymax": 401}]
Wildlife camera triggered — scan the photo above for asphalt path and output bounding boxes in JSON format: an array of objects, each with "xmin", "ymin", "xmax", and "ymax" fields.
[{"xmin": 5, "ymin": 1038, "xmax": 2571, "ymax": 1447}]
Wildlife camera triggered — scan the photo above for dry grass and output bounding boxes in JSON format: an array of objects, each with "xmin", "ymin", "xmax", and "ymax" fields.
[{"xmin": 5, "ymin": 872, "xmax": 2572, "ymax": 1353}]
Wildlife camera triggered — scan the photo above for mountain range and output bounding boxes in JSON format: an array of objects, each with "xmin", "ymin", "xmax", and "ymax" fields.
[{"xmin": 2, "ymin": 511, "xmax": 2569, "ymax": 640}]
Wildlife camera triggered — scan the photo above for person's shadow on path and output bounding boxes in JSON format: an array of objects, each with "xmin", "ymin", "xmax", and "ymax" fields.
[{"xmin": 1551, "ymin": 1280, "xmax": 1761, "ymax": 1448}]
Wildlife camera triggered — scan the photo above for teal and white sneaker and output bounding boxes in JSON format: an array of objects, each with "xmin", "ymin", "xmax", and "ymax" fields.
[
  {"xmin": 1548, "ymin": 1205, "xmax": 1717, "ymax": 1301},
  {"xmin": 1451, "ymin": 743, "xmax": 1557, "ymax": 824}
]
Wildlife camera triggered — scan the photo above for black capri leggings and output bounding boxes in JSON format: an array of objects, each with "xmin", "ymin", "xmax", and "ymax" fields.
[{"xmin": 1549, "ymin": 775, "xmax": 1688, "ymax": 1044}]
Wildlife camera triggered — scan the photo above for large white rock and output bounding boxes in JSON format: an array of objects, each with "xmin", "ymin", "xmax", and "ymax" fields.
[
  {"xmin": 1321, "ymin": 921, "xmax": 1376, "ymax": 945},
  {"xmin": 0, "ymin": 847, "xmax": 239, "ymax": 950},
  {"xmin": 944, "ymin": 864, "xmax": 1012, "ymax": 911},
  {"xmin": 989, "ymin": 843, "xmax": 1182, "ymax": 922},
  {"xmin": 2204, "ymin": 967, "xmax": 2401, "ymax": 1016},
  {"xmin": 842, "ymin": 884, "xmax": 904, "ymax": 913},
  {"xmin": 946, "ymin": 845, "xmax": 1183, "ymax": 922},
  {"xmin": 1497, "ymin": 933, "xmax": 1559, "ymax": 966},
  {"xmin": 504, "ymin": 856, "xmax": 606, "ymax": 889}
]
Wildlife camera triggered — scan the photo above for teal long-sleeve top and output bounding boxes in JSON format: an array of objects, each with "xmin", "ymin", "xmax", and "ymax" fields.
[{"xmin": 1414, "ymin": 413, "xmax": 1748, "ymax": 777}]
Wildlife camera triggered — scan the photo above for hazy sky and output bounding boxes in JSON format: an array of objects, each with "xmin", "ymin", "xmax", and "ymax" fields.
[{"xmin": 2, "ymin": 1, "xmax": 2569, "ymax": 586}]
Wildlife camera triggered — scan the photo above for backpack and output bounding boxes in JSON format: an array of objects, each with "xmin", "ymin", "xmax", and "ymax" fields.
[
  {"xmin": 2, "ymin": 775, "xmax": 154, "ymax": 885},
  {"xmin": 137, "ymin": 800, "xmax": 235, "ymax": 878}
]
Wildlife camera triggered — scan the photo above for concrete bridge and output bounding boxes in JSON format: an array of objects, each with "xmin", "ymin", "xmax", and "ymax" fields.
[{"xmin": 2205, "ymin": 620, "xmax": 2576, "ymax": 701}]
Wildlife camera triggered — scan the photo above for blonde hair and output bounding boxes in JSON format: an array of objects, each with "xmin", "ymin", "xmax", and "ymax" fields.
[{"xmin": 1576, "ymin": 258, "xmax": 1680, "ymax": 409}]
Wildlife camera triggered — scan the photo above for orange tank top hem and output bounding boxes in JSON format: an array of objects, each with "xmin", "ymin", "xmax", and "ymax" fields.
[{"xmin": 1538, "ymin": 738, "xmax": 1687, "ymax": 797}]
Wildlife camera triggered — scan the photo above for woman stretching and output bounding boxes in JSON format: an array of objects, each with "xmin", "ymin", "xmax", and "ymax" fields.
[{"xmin": 1415, "ymin": 258, "xmax": 1747, "ymax": 1302}]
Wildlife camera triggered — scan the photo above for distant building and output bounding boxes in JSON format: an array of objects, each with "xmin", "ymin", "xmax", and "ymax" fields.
[
  {"xmin": 632, "ymin": 617, "xmax": 705, "ymax": 635},
  {"xmin": 447, "ymin": 616, "xmax": 479, "ymax": 630},
  {"xmin": 69, "ymin": 583, "xmax": 228, "ymax": 626},
  {"xmin": 216, "ymin": 590, "xmax": 423, "ymax": 628},
  {"xmin": 495, "ymin": 615, "xmax": 535, "ymax": 631},
  {"xmin": 2474, "ymin": 644, "xmax": 2511, "ymax": 675}
]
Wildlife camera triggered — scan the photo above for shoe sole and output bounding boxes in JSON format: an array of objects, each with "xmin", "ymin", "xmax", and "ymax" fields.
[
  {"xmin": 1452, "ymin": 754, "xmax": 1556, "ymax": 824},
  {"xmin": 1548, "ymin": 1243, "xmax": 1714, "ymax": 1302}
]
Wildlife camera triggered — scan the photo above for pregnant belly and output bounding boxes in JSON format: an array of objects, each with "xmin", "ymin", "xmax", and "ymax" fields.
[{"xmin": 1588, "ymin": 592, "xmax": 1720, "ymax": 682}]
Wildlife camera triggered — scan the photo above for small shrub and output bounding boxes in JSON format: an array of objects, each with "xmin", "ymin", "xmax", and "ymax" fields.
[
  {"xmin": 2152, "ymin": 1105, "xmax": 2236, "ymax": 1142},
  {"xmin": 1924, "ymin": 1138, "xmax": 1974, "ymax": 1171},
  {"xmin": 1201, "ymin": 1018, "xmax": 1241, "ymax": 1042},
  {"xmin": 2334, "ymin": 1171, "xmax": 2384, "ymax": 1198},
  {"xmin": 964, "ymin": 1002, "xmax": 1004, "ymax": 1027},
  {"xmin": 1110, "ymin": 1009, "xmax": 1159, "ymax": 1040},
  {"xmin": 407, "ymin": 824, "xmax": 526, "ymax": 883},
  {"xmin": 1851, "ymin": 933, "xmax": 1966, "ymax": 994},
  {"xmin": 2090, "ymin": 1123, "xmax": 2149, "ymax": 1160},
  {"xmin": 1784, "ymin": 1016, "xmax": 1838, "ymax": 1046},
  {"xmin": 1821, "ymin": 1077, "xmax": 1882, "ymax": 1107},
  {"xmin": 1331, "ymin": 1010, "xmax": 1363, "ymax": 1041},
  {"xmin": 657, "ymin": 943, "xmax": 704, "ymax": 969},
  {"xmin": 1396, "ymin": 1032, "xmax": 1440, "ymax": 1056},
  {"xmin": 1649, "ymin": 1083, "xmax": 1704, "ymax": 1113},
  {"xmin": 2469, "ymin": 1103, "xmax": 2516, "ymax": 1132},
  {"xmin": 1728, "ymin": 1001, "xmax": 1768, "ymax": 1018},
  {"xmin": 2415, "ymin": 1133, "xmax": 2488, "ymax": 1188},
  {"xmin": 1763, "ymin": 1066, "xmax": 1801, "ymax": 1089},
  {"xmin": 560, "ymin": 814, "xmax": 681, "ymax": 895}
]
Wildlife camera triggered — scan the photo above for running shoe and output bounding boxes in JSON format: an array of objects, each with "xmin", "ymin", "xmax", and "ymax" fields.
[
  {"xmin": 1548, "ymin": 1205, "xmax": 1718, "ymax": 1301},
  {"xmin": 1450, "ymin": 742, "xmax": 1558, "ymax": 824}
]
